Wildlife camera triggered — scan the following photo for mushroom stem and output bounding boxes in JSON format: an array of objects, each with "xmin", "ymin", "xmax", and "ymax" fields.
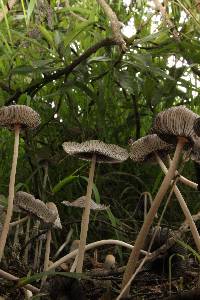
[
  {"xmin": 33, "ymin": 220, "xmax": 40, "ymax": 271},
  {"xmin": 48, "ymin": 239, "xmax": 148, "ymax": 271},
  {"xmin": 41, "ymin": 228, "xmax": 51, "ymax": 285},
  {"xmin": 121, "ymin": 136, "xmax": 187, "ymax": 295},
  {"xmin": 76, "ymin": 154, "xmax": 96, "ymax": 273},
  {"xmin": 155, "ymin": 154, "xmax": 200, "ymax": 252},
  {"xmin": 0, "ymin": 269, "xmax": 39, "ymax": 293},
  {"xmin": 0, "ymin": 124, "xmax": 20, "ymax": 261},
  {"xmin": 10, "ymin": 215, "xmax": 29, "ymax": 227},
  {"xmin": 24, "ymin": 217, "xmax": 31, "ymax": 264}
]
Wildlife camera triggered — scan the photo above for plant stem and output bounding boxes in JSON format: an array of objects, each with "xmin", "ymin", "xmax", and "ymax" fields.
[
  {"xmin": 121, "ymin": 137, "xmax": 187, "ymax": 296},
  {"xmin": 41, "ymin": 229, "xmax": 51, "ymax": 285},
  {"xmin": 24, "ymin": 216, "xmax": 31, "ymax": 264},
  {"xmin": 0, "ymin": 125, "xmax": 20, "ymax": 261},
  {"xmin": 10, "ymin": 215, "xmax": 29, "ymax": 227},
  {"xmin": 156, "ymin": 154, "xmax": 200, "ymax": 252},
  {"xmin": 76, "ymin": 154, "xmax": 96, "ymax": 273},
  {"xmin": 0, "ymin": 269, "xmax": 39, "ymax": 293},
  {"xmin": 48, "ymin": 239, "xmax": 148, "ymax": 272}
]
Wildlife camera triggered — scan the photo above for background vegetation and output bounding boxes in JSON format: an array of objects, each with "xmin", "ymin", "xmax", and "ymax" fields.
[{"xmin": 0, "ymin": 0, "xmax": 200, "ymax": 256}]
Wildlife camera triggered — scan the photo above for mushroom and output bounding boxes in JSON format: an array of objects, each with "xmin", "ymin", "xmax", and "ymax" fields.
[
  {"xmin": 129, "ymin": 134, "xmax": 200, "ymax": 245},
  {"xmin": 122, "ymin": 106, "xmax": 200, "ymax": 295},
  {"xmin": 14, "ymin": 191, "xmax": 59, "ymax": 264},
  {"xmin": 42, "ymin": 202, "xmax": 62, "ymax": 285},
  {"xmin": 14, "ymin": 192, "xmax": 58, "ymax": 225},
  {"xmin": 62, "ymin": 140, "xmax": 128, "ymax": 273},
  {"xmin": 193, "ymin": 117, "xmax": 200, "ymax": 137},
  {"xmin": 0, "ymin": 105, "xmax": 40, "ymax": 261},
  {"xmin": 62, "ymin": 196, "xmax": 109, "ymax": 211}
]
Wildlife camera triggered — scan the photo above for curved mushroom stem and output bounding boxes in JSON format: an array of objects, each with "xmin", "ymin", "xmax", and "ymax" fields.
[
  {"xmin": 41, "ymin": 228, "xmax": 51, "ymax": 285},
  {"xmin": 0, "ymin": 124, "xmax": 20, "ymax": 261},
  {"xmin": 76, "ymin": 154, "xmax": 96, "ymax": 273},
  {"xmin": 47, "ymin": 239, "xmax": 148, "ymax": 272},
  {"xmin": 156, "ymin": 154, "xmax": 200, "ymax": 252},
  {"xmin": 121, "ymin": 136, "xmax": 187, "ymax": 295}
]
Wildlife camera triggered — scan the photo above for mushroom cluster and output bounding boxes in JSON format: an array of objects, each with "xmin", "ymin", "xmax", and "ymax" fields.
[
  {"xmin": 0, "ymin": 103, "xmax": 200, "ymax": 299},
  {"xmin": 121, "ymin": 105, "xmax": 200, "ymax": 297}
]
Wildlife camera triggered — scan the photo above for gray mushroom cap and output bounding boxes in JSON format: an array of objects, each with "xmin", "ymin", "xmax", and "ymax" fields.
[
  {"xmin": 129, "ymin": 134, "xmax": 174, "ymax": 162},
  {"xmin": 14, "ymin": 191, "xmax": 57, "ymax": 226},
  {"xmin": 0, "ymin": 105, "xmax": 41, "ymax": 130},
  {"xmin": 151, "ymin": 106, "xmax": 199, "ymax": 146},
  {"xmin": 62, "ymin": 196, "xmax": 109, "ymax": 211},
  {"xmin": 46, "ymin": 202, "xmax": 62, "ymax": 229},
  {"xmin": 62, "ymin": 140, "xmax": 129, "ymax": 163},
  {"xmin": 193, "ymin": 117, "xmax": 200, "ymax": 137}
]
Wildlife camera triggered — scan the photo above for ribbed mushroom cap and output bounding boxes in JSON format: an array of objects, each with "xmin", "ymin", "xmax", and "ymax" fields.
[
  {"xmin": 46, "ymin": 202, "xmax": 62, "ymax": 229},
  {"xmin": 129, "ymin": 134, "xmax": 174, "ymax": 162},
  {"xmin": 14, "ymin": 192, "xmax": 57, "ymax": 225},
  {"xmin": 62, "ymin": 140, "xmax": 128, "ymax": 163},
  {"xmin": 193, "ymin": 117, "xmax": 200, "ymax": 137},
  {"xmin": 151, "ymin": 106, "xmax": 199, "ymax": 146},
  {"xmin": 0, "ymin": 105, "xmax": 41, "ymax": 130},
  {"xmin": 62, "ymin": 196, "xmax": 109, "ymax": 211}
]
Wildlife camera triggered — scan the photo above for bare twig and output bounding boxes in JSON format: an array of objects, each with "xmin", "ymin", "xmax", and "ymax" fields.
[
  {"xmin": 97, "ymin": 0, "xmax": 127, "ymax": 51},
  {"xmin": 6, "ymin": 38, "xmax": 117, "ymax": 104},
  {"xmin": 0, "ymin": 0, "xmax": 17, "ymax": 22},
  {"xmin": 153, "ymin": 0, "xmax": 180, "ymax": 41}
]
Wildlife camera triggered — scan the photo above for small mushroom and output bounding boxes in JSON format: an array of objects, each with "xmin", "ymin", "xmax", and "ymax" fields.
[
  {"xmin": 122, "ymin": 106, "xmax": 200, "ymax": 296},
  {"xmin": 14, "ymin": 191, "xmax": 59, "ymax": 265},
  {"xmin": 62, "ymin": 196, "xmax": 109, "ymax": 211},
  {"xmin": 0, "ymin": 105, "xmax": 40, "ymax": 261},
  {"xmin": 63, "ymin": 140, "xmax": 128, "ymax": 273},
  {"xmin": 14, "ymin": 191, "xmax": 57, "ymax": 225}
]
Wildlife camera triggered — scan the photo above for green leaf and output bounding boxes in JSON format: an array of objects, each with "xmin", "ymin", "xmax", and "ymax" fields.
[
  {"xmin": 17, "ymin": 270, "xmax": 88, "ymax": 287},
  {"xmin": 52, "ymin": 175, "xmax": 78, "ymax": 194},
  {"xmin": 80, "ymin": 176, "xmax": 100, "ymax": 204},
  {"xmin": 39, "ymin": 25, "xmax": 55, "ymax": 48},
  {"xmin": 27, "ymin": 0, "xmax": 37, "ymax": 25}
]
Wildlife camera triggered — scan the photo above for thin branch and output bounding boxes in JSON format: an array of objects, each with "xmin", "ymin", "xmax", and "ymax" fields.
[
  {"xmin": 6, "ymin": 38, "xmax": 116, "ymax": 104},
  {"xmin": 97, "ymin": 0, "xmax": 127, "ymax": 51},
  {"xmin": 0, "ymin": 0, "xmax": 17, "ymax": 22},
  {"xmin": 153, "ymin": 0, "xmax": 180, "ymax": 41}
]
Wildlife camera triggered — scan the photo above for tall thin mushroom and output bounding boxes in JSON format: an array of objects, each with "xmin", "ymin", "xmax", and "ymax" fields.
[
  {"xmin": 0, "ymin": 105, "xmax": 40, "ymax": 261},
  {"xmin": 129, "ymin": 134, "xmax": 200, "ymax": 250},
  {"xmin": 63, "ymin": 140, "xmax": 128, "ymax": 273},
  {"xmin": 121, "ymin": 106, "xmax": 200, "ymax": 295}
]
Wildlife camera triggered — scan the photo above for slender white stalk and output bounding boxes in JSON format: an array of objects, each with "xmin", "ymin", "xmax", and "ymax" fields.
[
  {"xmin": 121, "ymin": 137, "xmax": 186, "ymax": 295},
  {"xmin": 156, "ymin": 154, "xmax": 200, "ymax": 251},
  {"xmin": 76, "ymin": 154, "xmax": 96, "ymax": 273},
  {"xmin": 47, "ymin": 239, "xmax": 148, "ymax": 271},
  {"xmin": 0, "ymin": 125, "xmax": 20, "ymax": 261},
  {"xmin": 0, "ymin": 269, "xmax": 39, "ymax": 293},
  {"xmin": 24, "ymin": 217, "xmax": 31, "ymax": 264},
  {"xmin": 53, "ymin": 228, "xmax": 73, "ymax": 259},
  {"xmin": 33, "ymin": 220, "xmax": 40, "ymax": 271},
  {"xmin": 10, "ymin": 216, "xmax": 29, "ymax": 227},
  {"xmin": 41, "ymin": 229, "xmax": 51, "ymax": 285}
]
